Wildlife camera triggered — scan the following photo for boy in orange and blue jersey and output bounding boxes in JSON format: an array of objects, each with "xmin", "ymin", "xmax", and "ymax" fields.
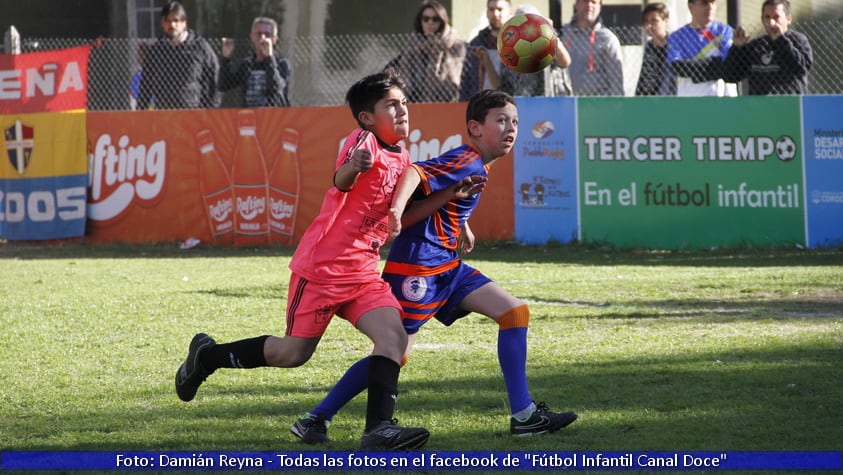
[{"xmin": 292, "ymin": 90, "xmax": 578, "ymax": 444}]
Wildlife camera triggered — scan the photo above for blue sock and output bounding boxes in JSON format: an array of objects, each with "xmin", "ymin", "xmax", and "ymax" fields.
[
  {"xmin": 498, "ymin": 327, "xmax": 532, "ymax": 415},
  {"xmin": 311, "ymin": 355, "xmax": 371, "ymax": 420}
]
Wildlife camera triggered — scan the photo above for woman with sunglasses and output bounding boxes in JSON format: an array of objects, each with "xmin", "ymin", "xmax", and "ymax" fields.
[{"xmin": 396, "ymin": 0, "xmax": 467, "ymax": 103}]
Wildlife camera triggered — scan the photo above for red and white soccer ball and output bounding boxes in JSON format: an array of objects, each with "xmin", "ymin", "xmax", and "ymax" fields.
[{"xmin": 497, "ymin": 13, "xmax": 558, "ymax": 74}]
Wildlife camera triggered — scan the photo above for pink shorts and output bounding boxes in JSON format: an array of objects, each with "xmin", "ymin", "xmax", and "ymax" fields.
[{"xmin": 285, "ymin": 272, "xmax": 401, "ymax": 338}]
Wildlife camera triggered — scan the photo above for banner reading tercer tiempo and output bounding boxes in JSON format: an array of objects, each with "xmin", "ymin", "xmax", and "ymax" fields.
[{"xmin": 578, "ymin": 96, "xmax": 804, "ymax": 249}]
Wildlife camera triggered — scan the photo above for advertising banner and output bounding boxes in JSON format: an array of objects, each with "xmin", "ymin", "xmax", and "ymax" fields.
[
  {"xmin": 802, "ymin": 95, "xmax": 843, "ymax": 248},
  {"xmin": 85, "ymin": 104, "xmax": 514, "ymax": 245},
  {"xmin": 0, "ymin": 111, "xmax": 87, "ymax": 239},
  {"xmin": 577, "ymin": 97, "xmax": 804, "ymax": 249},
  {"xmin": 0, "ymin": 45, "xmax": 90, "ymax": 114},
  {"xmin": 513, "ymin": 97, "xmax": 578, "ymax": 244}
]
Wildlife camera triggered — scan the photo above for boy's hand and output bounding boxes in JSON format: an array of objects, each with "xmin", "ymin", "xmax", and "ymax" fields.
[
  {"xmin": 458, "ymin": 224, "xmax": 475, "ymax": 254},
  {"xmin": 453, "ymin": 175, "xmax": 487, "ymax": 199},
  {"xmin": 388, "ymin": 207, "xmax": 402, "ymax": 240},
  {"xmin": 351, "ymin": 149, "xmax": 374, "ymax": 173}
]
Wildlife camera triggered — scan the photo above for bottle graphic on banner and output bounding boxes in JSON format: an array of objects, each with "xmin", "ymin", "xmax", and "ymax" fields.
[
  {"xmin": 196, "ymin": 130, "xmax": 234, "ymax": 244},
  {"xmin": 269, "ymin": 128, "xmax": 301, "ymax": 245},
  {"xmin": 232, "ymin": 109, "xmax": 269, "ymax": 246}
]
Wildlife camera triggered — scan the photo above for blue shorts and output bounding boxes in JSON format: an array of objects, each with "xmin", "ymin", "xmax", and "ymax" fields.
[{"xmin": 383, "ymin": 262, "xmax": 492, "ymax": 335}]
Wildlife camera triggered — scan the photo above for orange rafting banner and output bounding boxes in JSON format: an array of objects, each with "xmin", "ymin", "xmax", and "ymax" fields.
[{"xmin": 85, "ymin": 104, "xmax": 514, "ymax": 246}]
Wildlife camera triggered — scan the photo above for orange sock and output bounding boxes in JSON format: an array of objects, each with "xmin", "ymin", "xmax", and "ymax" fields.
[{"xmin": 497, "ymin": 304, "xmax": 530, "ymax": 330}]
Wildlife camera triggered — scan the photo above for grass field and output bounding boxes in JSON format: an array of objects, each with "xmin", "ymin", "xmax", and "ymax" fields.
[{"xmin": 1, "ymin": 241, "xmax": 841, "ymax": 472}]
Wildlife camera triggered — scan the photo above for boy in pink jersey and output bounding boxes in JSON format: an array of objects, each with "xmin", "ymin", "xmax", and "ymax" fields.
[{"xmin": 174, "ymin": 71, "xmax": 433, "ymax": 450}]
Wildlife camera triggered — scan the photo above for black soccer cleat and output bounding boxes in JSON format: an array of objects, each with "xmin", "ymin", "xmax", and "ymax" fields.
[
  {"xmin": 359, "ymin": 419, "xmax": 430, "ymax": 451},
  {"xmin": 175, "ymin": 333, "xmax": 216, "ymax": 402},
  {"xmin": 510, "ymin": 402, "xmax": 577, "ymax": 436},
  {"xmin": 290, "ymin": 413, "xmax": 330, "ymax": 444}
]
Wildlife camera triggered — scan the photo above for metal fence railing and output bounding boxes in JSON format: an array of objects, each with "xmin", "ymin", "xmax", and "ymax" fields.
[{"xmin": 17, "ymin": 21, "xmax": 843, "ymax": 110}]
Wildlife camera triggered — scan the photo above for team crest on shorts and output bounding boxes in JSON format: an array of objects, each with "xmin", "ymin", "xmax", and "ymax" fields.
[
  {"xmin": 402, "ymin": 276, "xmax": 428, "ymax": 302},
  {"xmin": 315, "ymin": 304, "xmax": 333, "ymax": 324}
]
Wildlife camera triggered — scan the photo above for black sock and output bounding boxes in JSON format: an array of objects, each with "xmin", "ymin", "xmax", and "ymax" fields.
[
  {"xmin": 365, "ymin": 355, "xmax": 400, "ymax": 432},
  {"xmin": 200, "ymin": 335, "xmax": 269, "ymax": 370}
]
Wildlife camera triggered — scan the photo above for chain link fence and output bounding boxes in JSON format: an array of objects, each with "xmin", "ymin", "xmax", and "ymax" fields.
[{"xmin": 18, "ymin": 21, "xmax": 843, "ymax": 110}]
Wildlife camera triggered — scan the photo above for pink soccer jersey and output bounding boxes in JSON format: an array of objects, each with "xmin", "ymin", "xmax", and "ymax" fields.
[{"xmin": 289, "ymin": 128, "xmax": 410, "ymax": 284}]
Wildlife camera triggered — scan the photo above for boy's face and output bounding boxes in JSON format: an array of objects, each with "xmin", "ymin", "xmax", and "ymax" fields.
[
  {"xmin": 359, "ymin": 87, "xmax": 409, "ymax": 146},
  {"xmin": 470, "ymin": 103, "xmax": 518, "ymax": 159},
  {"xmin": 642, "ymin": 11, "xmax": 668, "ymax": 41}
]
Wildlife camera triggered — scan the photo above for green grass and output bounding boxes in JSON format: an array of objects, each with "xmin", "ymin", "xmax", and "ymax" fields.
[{"xmin": 1, "ymin": 241, "xmax": 841, "ymax": 472}]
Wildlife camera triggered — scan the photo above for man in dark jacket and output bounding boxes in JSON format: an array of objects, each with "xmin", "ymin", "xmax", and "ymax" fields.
[
  {"xmin": 219, "ymin": 17, "xmax": 292, "ymax": 107},
  {"xmin": 723, "ymin": 0, "xmax": 812, "ymax": 95},
  {"xmin": 458, "ymin": 0, "xmax": 511, "ymax": 101},
  {"xmin": 137, "ymin": 1, "xmax": 221, "ymax": 109}
]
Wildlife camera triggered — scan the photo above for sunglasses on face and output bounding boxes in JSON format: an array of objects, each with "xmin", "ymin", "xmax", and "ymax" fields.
[{"xmin": 421, "ymin": 15, "xmax": 441, "ymax": 23}]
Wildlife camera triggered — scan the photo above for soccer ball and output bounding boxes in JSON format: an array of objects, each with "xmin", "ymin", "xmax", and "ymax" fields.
[
  {"xmin": 775, "ymin": 136, "xmax": 797, "ymax": 161},
  {"xmin": 497, "ymin": 13, "xmax": 558, "ymax": 74}
]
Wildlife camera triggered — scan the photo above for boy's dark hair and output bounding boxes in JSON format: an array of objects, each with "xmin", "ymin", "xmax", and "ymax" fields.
[
  {"xmin": 161, "ymin": 1, "xmax": 187, "ymax": 19},
  {"xmin": 642, "ymin": 2, "xmax": 669, "ymax": 22},
  {"xmin": 465, "ymin": 89, "xmax": 516, "ymax": 131},
  {"xmin": 345, "ymin": 70, "xmax": 406, "ymax": 126}
]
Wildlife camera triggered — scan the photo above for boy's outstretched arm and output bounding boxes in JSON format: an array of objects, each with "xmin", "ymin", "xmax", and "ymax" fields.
[
  {"xmin": 388, "ymin": 165, "xmax": 423, "ymax": 239},
  {"xmin": 389, "ymin": 168, "xmax": 486, "ymax": 239}
]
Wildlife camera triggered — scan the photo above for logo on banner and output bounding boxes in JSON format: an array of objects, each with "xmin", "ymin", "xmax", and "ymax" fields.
[
  {"xmin": 5, "ymin": 119, "xmax": 34, "ymax": 175},
  {"xmin": 775, "ymin": 136, "xmax": 796, "ymax": 161},
  {"xmin": 532, "ymin": 120, "xmax": 555, "ymax": 139},
  {"xmin": 87, "ymin": 133, "xmax": 167, "ymax": 223}
]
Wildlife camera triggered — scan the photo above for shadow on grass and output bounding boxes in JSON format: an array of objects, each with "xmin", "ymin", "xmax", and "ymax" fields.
[
  {"xmin": 3, "ymin": 240, "xmax": 843, "ymax": 268},
  {"xmin": 0, "ymin": 241, "xmax": 296, "ymax": 260},
  {"xmin": 5, "ymin": 341, "xmax": 840, "ymax": 453},
  {"xmin": 523, "ymin": 296, "xmax": 843, "ymax": 320},
  {"xmin": 459, "ymin": 242, "xmax": 843, "ymax": 268}
]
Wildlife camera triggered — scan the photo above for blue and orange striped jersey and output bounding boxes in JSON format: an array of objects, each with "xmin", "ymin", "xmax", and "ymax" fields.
[{"xmin": 385, "ymin": 143, "xmax": 489, "ymax": 272}]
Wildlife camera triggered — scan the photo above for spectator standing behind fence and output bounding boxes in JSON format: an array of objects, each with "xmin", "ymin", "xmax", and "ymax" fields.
[
  {"xmin": 397, "ymin": 0, "xmax": 466, "ymax": 103},
  {"xmin": 494, "ymin": 5, "xmax": 572, "ymax": 97},
  {"xmin": 667, "ymin": 0, "xmax": 735, "ymax": 97},
  {"xmin": 137, "ymin": 1, "xmax": 220, "ymax": 110},
  {"xmin": 219, "ymin": 17, "xmax": 292, "ymax": 107},
  {"xmin": 635, "ymin": 3, "xmax": 676, "ymax": 96},
  {"xmin": 558, "ymin": 0, "xmax": 624, "ymax": 96},
  {"xmin": 128, "ymin": 40, "xmax": 152, "ymax": 110},
  {"xmin": 459, "ymin": 0, "xmax": 512, "ymax": 101},
  {"xmin": 722, "ymin": 0, "xmax": 812, "ymax": 95}
]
